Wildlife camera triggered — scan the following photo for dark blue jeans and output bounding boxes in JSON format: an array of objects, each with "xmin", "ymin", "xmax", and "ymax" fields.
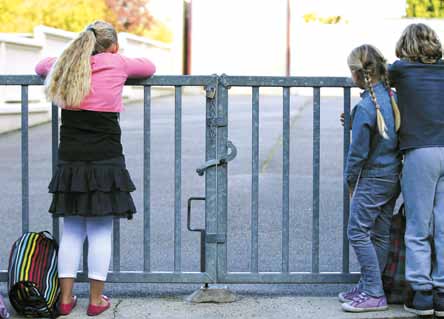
[{"xmin": 348, "ymin": 175, "xmax": 400, "ymax": 297}]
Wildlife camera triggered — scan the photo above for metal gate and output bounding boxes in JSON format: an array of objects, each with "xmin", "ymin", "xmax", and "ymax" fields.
[
  {"xmin": 0, "ymin": 74, "xmax": 357, "ymax": 285},
  {"xmin": 210, "ymin": 75, "xmax": 359, "ymax": 284}
]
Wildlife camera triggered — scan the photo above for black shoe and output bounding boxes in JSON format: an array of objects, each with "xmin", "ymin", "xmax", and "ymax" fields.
[
  {"xmin": 434, "ymin": 291, "xmax": 444, "ymax": 317},
  {"xmin": 404, "ymin": 290, "xmax": 434, "ymax": 316}
]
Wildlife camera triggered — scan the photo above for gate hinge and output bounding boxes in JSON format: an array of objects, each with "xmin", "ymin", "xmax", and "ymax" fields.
[
  {"xmin": 206, "ymin": 233, "xmax": 226, "ymax": 244},
  {"xmin": 207, "ymin": 117, "xmax": 227, "ymax": 128}
]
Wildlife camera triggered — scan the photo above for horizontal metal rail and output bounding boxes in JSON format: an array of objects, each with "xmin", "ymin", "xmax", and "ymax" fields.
[
  {"xmin": 219, "ymin": 75, "xmax": 354, "ymax": 87},
  {"xmin": 0, "ymin": 75, "xmax": 355, "ymax": 88},
  {"xmin": 0, "ymin": 75, "xmax": 218, "ymax": 86}
]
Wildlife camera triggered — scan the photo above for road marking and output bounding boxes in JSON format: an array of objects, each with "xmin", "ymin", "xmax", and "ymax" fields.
[{"xmin": 260, "ymin": 98, "xmax": 311, "ymax": 174}]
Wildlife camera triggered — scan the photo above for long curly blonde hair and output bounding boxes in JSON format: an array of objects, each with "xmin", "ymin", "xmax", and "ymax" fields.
[
  {"xmin": 396, "ymin": 23, "xmax": 442, "ymax": 64},
  {"xmin": 348, "ymin": 44, "xmax": 401, "ymax": 139},
  {"xmin": 45, "ymin": 21, "xmax": 118, "ymax": 108}
]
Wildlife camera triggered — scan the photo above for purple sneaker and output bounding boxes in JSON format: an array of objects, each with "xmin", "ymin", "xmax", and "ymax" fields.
[
  {"xmin": 338, "ymin": 287, "xmax": 360, "ymax": 303},
  {"xmin": 341, "ymin": 292, "xmax": 389, "ymax": 313}
]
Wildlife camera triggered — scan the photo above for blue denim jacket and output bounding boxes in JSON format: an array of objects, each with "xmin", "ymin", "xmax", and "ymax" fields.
[{"xmin": 345, "ymin": 82, "xmax": 402, "ymax": 188}]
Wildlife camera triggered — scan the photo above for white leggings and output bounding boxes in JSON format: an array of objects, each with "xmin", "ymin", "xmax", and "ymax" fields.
[{"xmin": 58, "ymin": 216, "xmax": 113, "ymax": 281}]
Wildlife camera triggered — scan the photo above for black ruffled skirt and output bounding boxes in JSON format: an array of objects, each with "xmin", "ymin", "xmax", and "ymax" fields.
[{"xmin": 48, "ymin": 156, "xmax": 136, "ymax": 219}]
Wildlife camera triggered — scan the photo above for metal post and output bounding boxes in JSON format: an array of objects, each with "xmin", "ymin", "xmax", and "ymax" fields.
[
  {"xmin": 144, "ymin": 86, "xmax": 151, "ymax": 272},
  {"xmin": 251, "ymin": 86, "xmax": 259, "ymax": 273},
  {"xmin": 204, "ymin": 81, "xmax": 218, "ymax": 282},
  {"xmin": 286, "ymin": 0, "xmax": 291, "ymax": 76},
  {"xmin": 282, "ymin": 87, "xmax": 290, "ymax": 273},
  {"xmin": 21, "ymin": 86, "xmax": 29, "ymax": 234},
  {"xmin": 51, "ymin": 103, "xmax": 59, "ymax": 241},
  {"xmin": 312, "ymin": 87, "xmax": 321, "ymax": 273},
  {"xmin": 174, "ymin": 86, "xmax": 182, "ymax": 272},
  {"xmin": 342, "ymin": 87, "xmax": 351, "ymax": 273}
]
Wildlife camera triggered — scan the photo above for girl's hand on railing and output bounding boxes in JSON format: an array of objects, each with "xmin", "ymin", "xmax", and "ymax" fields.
[{"xmin": 340, "ymin": 112, "xmax": 352, "ymax": 129}]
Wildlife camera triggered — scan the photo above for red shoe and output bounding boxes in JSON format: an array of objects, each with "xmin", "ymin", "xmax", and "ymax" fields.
[
  {"xmin": 87, "ymin": 295, "xmax": 111, "ymax": 316},
  {"xmin": 58, "ymin": 296, "xmax": 77, "ymax": 316}
]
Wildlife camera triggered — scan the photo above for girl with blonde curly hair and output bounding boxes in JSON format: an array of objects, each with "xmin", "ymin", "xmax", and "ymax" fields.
[{"xmin": 35, "ymin": 20, "xmax": 156, "ymax": 316}]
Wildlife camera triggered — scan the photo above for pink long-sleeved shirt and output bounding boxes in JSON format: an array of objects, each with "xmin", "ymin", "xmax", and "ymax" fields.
[{"xmin": 35, "ymin": 53, "xmax": 156, "ymax": 112}]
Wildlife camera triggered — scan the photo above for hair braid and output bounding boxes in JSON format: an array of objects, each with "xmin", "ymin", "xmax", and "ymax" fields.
[
  {"xmin": 363, "ymin": 71, "xmax": 389, "ymax": 139},
  {"xmin": 381, "ymin": 71, "xmax": 401, "ymax": 132}
]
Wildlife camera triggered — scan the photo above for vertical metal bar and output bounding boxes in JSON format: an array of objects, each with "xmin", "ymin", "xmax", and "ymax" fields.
[
  {"xmin": 343, "ymin": 87, "xmax": 351, "ymax": 273},
  {"xmin": 216, "ymin": 81, "xmax": 229, "ymax": 281},
  {"xmin": 21, "ymin": 86, "xmax": 29, "ymax": 234},
  {"xmin": 83, "ymin": 241, "xmax": 88, "ymax": 273},
  {"xmin": 312, "ymin": 87, "xmax": 321, "ymax": 273},
  {"xmin": 174, "ymin": 86, "xmax": 182, "ymax": 272},
  {"xmin": 282, "ymin": 87, "xmax": 290, "ymax": 273},
  {"xmin": 51, "ymin": 104, "xmax": 59, "ymax": 241},
  {"xmin": 113, "ymin": 219, "xmax": 120, "ymax": 271},
  {"xmin": 251, "ymin": 86, "xmax": 259, "ymax": 273},
  {"xmin": 144, "ymin": 86, "xmax": 151, "ymax": 272},
  {"xmin": 204, "ymin": 80, "xmax": 218, "ymax": 281}
]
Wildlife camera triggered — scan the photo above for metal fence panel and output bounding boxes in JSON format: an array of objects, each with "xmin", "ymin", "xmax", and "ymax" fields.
[
  {"xmin": 215, "ymin": 75, "xmax": 356, "ymax": 284},
  {"xmin": 0, "ymin": 75, "xmax": 356, "ymax": 284}
]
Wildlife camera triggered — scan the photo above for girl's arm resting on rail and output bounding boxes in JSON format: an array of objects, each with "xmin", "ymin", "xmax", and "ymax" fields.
[
  {"xmin": 35, "ymin": 57, "xmax": 56, "ymax": 76},
  {"xmin": 122, "ymin": 56, "xmax": 156, "ymax": 78}
]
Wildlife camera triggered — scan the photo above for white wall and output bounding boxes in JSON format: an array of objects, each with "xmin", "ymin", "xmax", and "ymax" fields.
[{"xmin": 190, "ymin": 0, "xmax": 287, "ymax": 76}]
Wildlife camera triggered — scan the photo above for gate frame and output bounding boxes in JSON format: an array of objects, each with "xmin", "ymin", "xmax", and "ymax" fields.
[
  {"xmin": 213, "ymin": 75, "xmax": 360, "ymax": 284},
  {"xmin": 0, "ymin": 74, "xmax": 359, "ymax": 285}
]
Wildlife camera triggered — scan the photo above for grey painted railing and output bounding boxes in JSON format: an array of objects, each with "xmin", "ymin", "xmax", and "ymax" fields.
[{"xmin": 0, "ymin": 74, "xmax": 357, "ymax": 284}]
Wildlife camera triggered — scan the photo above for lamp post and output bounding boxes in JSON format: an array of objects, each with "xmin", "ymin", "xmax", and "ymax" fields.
[
  {"xmin": 286, "ymin": 0, "xmax": 291, "ymax": 76},
  {"xmin": 183, "ymin": 0, "xmax": 192, "ymax": 75}
]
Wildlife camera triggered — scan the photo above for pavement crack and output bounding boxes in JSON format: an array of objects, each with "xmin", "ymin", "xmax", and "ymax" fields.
[
  {"xmin": 112, "ymin": 299, "xmax": 123, "ymax": 319},
  {"xmin": 260, "ymin": 98, "xmax": 311, "ymax": 174}
]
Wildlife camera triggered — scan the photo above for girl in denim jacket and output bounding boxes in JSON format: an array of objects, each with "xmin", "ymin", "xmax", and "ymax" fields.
[{"xmin": 339, "ymin": 44, "xmax": 402, "ymax": 312}]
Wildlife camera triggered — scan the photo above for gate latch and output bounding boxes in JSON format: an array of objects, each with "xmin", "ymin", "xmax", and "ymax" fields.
[{"xmin": 196, "ymin": 140, "xmax": 237, "ymax": 176}]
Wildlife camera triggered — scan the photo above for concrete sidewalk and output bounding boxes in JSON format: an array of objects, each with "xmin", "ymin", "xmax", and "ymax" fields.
[{"xmin": 5, "ymin": 296, "xmax": 416, "ymax": 319}]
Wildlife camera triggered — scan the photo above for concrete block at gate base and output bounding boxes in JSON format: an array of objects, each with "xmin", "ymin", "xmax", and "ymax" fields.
[{"xmin": 185, "ymin": 285, "xmax": 237, "ymax": 303}]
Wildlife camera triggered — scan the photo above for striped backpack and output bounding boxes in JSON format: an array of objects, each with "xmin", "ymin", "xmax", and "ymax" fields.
[{"xmin": 8, "ymin": 231, "xmax": 60, "ymax": 318}]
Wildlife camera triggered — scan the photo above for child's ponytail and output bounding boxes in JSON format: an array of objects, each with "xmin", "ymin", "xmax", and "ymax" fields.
[
  {"xmin": 363, "ymin": 71, "xmax": 389, "ymax": 139},
  {"xmin": 45, "ymin": 29, "xmax": 96, "ymax": 108},
  {"xmin": 44, "ymin": 21, "xmax": 117, "ymax": 108}
]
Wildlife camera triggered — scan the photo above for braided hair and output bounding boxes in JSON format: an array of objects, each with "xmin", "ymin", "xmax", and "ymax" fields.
[{"xmin": 347, "ymin": 44, "xmax": 401, "ymax": 139}]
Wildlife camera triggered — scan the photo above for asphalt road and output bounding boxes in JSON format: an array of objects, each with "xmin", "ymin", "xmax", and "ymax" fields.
[{"xmin": 0, "ymin": 92, "xmax": 365, "ymax": 296}]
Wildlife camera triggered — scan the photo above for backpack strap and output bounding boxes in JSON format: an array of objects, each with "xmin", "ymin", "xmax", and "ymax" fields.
[
  {"xmin": 39, "ymin": 231, "xmax": 59, "ymax": 249},
  {"xmin": 39, "ymin": 231, "xmax": 54, "ymax": 240}
]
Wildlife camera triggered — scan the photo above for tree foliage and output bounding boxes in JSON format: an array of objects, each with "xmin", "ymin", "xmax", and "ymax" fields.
[
  {"xmin": 105, "ymin": 0, "xmax": 153, "ymax": 34},
  {"xmin": 406, "ymin": 0, "xmax": 444, "ymax": 17},
  {"xmin": 0, "ymin": 0, "xmax": 172, "ymax": 43},
  {"xmin": 303, "ymin": 12, "xmax": 346, "ymax": 24},
  {"xmin": 0, "ymin": 0, "xmax": 109, "ymax": 33}
]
